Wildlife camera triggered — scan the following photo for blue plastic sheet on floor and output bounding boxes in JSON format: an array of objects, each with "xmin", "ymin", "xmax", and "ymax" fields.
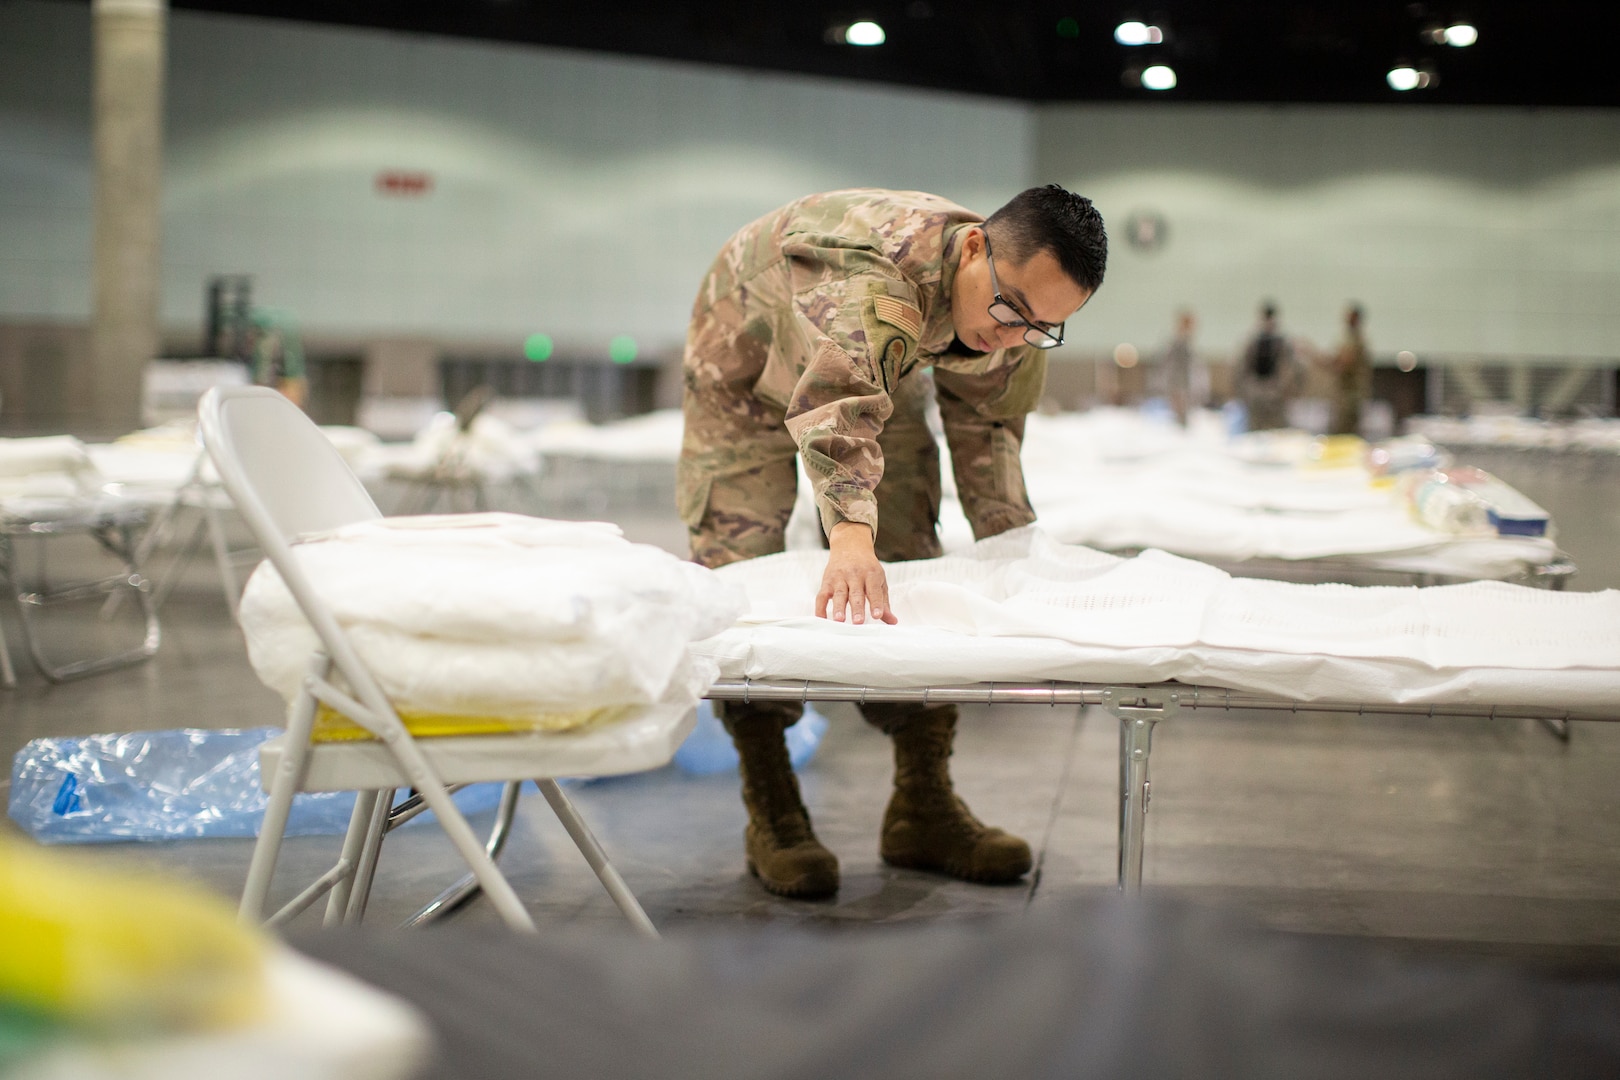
[
  {"xmin": 673, "ymin": 701, "xmax": 828, "ymax": 775},
  {"xmin": 8, "ymin": 728, "xmax": 506, "ymax": 845}
]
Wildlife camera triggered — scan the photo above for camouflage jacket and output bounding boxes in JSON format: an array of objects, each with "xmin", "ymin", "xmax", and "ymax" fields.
[{"xmin": 679, "ymin": 189, "xmax": 1045, "ymax": 541}]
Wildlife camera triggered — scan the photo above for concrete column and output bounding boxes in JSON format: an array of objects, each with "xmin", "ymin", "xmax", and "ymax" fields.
[{"xmin": 90, "ymin": 0, "xmax": 166, "ymax": 433}]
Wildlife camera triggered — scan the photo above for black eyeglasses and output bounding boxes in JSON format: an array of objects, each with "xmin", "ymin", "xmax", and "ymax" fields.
[{"xmin": 984, "ymin": 236, "xmax": 1065, "ymax": 349}]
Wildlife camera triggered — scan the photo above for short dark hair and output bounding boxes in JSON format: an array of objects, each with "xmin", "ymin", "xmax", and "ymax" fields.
[{"xmin": 983, "ymin": 184, "xmax": 1107, "ymax": 294}]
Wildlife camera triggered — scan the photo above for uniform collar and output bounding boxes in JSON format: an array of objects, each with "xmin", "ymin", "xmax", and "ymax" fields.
[{"xmin": 923, "ymin": 220, "xmax": 977, "ymax": 355}]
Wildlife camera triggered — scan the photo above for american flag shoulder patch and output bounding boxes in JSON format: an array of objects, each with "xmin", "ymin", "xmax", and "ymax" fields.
[{"xmin": 871, "ymin": 294, "xmax": 923, "ymax": 339}]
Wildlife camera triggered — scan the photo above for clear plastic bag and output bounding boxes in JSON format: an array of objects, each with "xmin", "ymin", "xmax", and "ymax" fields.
[
  {"xmin": 7, "ymin": 728, "xmax": 504, "ymax": 845},
  {"xmin": 673, "ymin": 701, "xmax": 829, "ymax": 775}
]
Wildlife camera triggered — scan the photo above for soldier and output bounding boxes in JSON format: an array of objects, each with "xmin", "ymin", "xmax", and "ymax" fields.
[
  {"xmin": 1238, "ymin": 301, "xmax": 1295, "ymax": 432},
  {"xmin": 679, "ymin": 185, "xmax": 1108, "ymax": 899},
  {"xmin": 1327, "ymin": 304, "xmax": 1371, "ymax": 437}
]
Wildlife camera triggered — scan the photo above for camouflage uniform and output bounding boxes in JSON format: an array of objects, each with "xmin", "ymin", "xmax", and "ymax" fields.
[
  {"xmin": 679, "ymin": 188, "xmax": 1046, "ymax": 571},
  {"xmin": 1328, "ymin": 328, "xmax": 1371, "ymax": 437},
  {"xmin": 682, "ymin": 190, "xmax": 1048, "ymax": 894}
]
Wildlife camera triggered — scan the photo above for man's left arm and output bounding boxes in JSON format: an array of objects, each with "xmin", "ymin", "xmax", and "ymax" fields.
[{"xmin": 933, "ymin": 348, "xmax": 1047, "ymax": 541}]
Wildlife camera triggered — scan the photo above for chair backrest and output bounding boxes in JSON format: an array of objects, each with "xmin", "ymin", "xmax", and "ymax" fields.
[
  {"xmin": 199, "ymin": 386, "xmax": 381, "ymax": 542},
  {"xmin": 199, "ymin": 385, "xmax": 394, "ymax": 713}
]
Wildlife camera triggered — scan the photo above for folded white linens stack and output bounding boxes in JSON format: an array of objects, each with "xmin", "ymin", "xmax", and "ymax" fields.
[
  {"xmin": 699, "ymin": 527, "xmax": 1620, "ymax": 709},
  {"xmin": 0, "ymin": 435, "xmax": 102, "ymax": 503},
  {"xmin": 238, "ymin": 513, "xmax": 744, "ymax": 726}
]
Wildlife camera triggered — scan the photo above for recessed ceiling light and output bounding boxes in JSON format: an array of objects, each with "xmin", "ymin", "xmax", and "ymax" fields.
[
  {"xmin": 1114, "ymin": 21, "xmax": 1164, "ymax": 46},
  {"xmin": 1442, "ymin": 22, "xmax": 1477, "ymax": 46},
  {"xmin": 1141, "ymin": 64, "xmax": 1177, "ymax": 90},
  {"xmin": 844, "ymin": 20, "xmax": 886, "ymax": 46},
  {"xmin": 1387, "ymin": 63, "xmax": 1437, "ymax": 90}
]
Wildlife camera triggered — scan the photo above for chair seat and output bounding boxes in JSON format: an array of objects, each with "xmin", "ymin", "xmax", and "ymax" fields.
[{"xmin": 259, "ymin": 701, "xmax": 696, "ymax": 792}]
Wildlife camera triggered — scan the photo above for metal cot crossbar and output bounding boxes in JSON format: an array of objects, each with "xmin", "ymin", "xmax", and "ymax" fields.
[{"xmin": 704, "ymin": 678, "xmax": 1609, "ymax": 896}]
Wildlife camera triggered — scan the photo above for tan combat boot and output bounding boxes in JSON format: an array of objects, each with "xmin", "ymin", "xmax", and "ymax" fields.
[
  {"xmin": 875, "ymin": 705, "xmax": 1032, "ymax": 884},
  {"xmin": 722, "ymin": 703, "xmax": 840, "ymax": 899}
]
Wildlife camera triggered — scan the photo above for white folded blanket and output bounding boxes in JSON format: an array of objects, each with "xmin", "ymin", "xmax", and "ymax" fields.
[
  {"xmin": 697, "ymin": 527, "xmax": 1620, "ymax": 710},
  {"xmin": 238, "ymin": 513, "xmax": 743, "ymax": 725}
]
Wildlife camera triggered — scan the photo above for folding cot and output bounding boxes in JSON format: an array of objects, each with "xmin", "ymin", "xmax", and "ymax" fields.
[
  {"xmin": 692, "ymin": 533, "xmax": 1620, "ymax": 895},
  {"xmin": 0, "ymin": 435, "xmax": 160, "ymax": 686}
]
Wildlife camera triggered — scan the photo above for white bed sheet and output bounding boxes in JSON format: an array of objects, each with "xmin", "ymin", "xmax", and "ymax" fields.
[
  {"xmin": 781, "ymin": 409, "xmax": 1560, "ymax": 579},
  {"xmin": 695, "ymin": 527, "xmax": 1620, "ymax": 712}
]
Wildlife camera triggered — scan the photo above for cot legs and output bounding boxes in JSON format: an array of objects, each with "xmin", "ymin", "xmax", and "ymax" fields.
[{"xmin": 1106, "ymin": 688, "xmax": 1180, "ymax": 896}]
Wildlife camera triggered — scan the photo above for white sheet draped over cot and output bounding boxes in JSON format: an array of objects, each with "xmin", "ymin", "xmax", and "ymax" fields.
[
  {"xmin": 696, "ymin": 527, "xmax": 1620, "ymax": 711},
  {"xmin": 779, "ymin": 409, "xmax": 1560, "ymax": 578}
]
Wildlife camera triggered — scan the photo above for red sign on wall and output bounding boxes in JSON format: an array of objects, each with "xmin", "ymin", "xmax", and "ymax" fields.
[{"xmin": 375, "ymin": 170, "xmax": 433, "ymax": 197}]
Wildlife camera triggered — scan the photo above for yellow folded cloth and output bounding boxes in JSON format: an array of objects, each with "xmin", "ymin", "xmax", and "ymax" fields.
[{"xmin": 309, "ymin": 701, "xmax": 630, "ymax": 742}]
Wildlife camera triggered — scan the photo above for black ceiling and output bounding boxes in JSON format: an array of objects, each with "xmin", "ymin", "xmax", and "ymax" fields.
[{"xmin": 166, "ymin": 1, "xmax": 1620, "ymax": 107}]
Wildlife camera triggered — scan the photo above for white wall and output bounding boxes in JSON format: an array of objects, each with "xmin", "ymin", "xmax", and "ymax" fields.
[
  {"xmin": 6, "ymin": 1, "xmax": 1619, "ymax": 365},
  {"xmin": 1035, "ymin": 104, "xmax": 1620, "ymax": 362},
  {"xmin": 0, "ymin": 2, "xmax": 1031, "ymax": 356}
]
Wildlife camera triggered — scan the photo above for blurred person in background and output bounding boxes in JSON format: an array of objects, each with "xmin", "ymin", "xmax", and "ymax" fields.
[
  {"xmin": 1326, "ymin": 303, "xmax": 1370, "ymax": 436},
  {"xmin": 1238, "ymin": 301, "xmax": 1296, "ymax": 431},
  {"xmin": 1155, "ymin": 308, "xmax": 1206, "ymax": 426},
  {"xmin": 248, "ymin": 308, "xmax": 307, "ymax": 409}
]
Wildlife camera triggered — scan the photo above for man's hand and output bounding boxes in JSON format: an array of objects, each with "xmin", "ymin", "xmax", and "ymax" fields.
[{"xmin": 815, "ymin": 521, "xmax": 898, "ymax": 625}]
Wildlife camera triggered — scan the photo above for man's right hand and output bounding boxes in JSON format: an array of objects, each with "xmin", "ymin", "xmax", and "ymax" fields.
[{"xmin": 815, "ymin": 521, "xmax": 898, "ymax": 625}]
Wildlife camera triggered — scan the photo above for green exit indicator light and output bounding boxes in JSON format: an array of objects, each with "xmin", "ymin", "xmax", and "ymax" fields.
[
  {"xmin": 608, "ymin": 335, "xmax": 638, "ymax": 364},
  {"xmin": 523, "ymin": 333, "xmax": 553, "ymax": 362},
  {"xmin": 1056, "ymin": 16, "xmax": 1079, "ymax": 38}
]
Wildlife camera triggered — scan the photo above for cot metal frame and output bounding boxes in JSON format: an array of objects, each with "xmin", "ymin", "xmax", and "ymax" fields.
[
  {"xmin": 1102, "ymin": 547, "xmax": 1578, "ymax": 592},
  {"xmin": 113, "ymin": 451, "xmax": 258, "ymax": 618},
  {"xmin": 0, "ymin": 504, "xmax": 161, "ymax": 687},
  {"xmin": 704, "ymin": 677, "xmax": 1602, "ymax": 896}
]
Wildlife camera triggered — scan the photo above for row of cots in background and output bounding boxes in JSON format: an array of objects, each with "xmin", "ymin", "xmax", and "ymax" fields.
[{"xmin": 0, "ymin": 394, "xmax": 1591, "ymax": 668}]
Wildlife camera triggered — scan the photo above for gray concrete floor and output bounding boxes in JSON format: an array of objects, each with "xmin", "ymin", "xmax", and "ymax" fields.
[{"xmin": 3, "ymin": 455, "xmax": 1619, "ymax": 969}]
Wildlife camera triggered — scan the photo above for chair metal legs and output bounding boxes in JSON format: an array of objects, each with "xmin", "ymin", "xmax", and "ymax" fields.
[
  {"xmin": 241, "ymin": 653, "xmax": 328, "ymax": 926},
  {"xmin": 243, "ymin": 653, "xmax": 657, "ymax": 936},
  {"xmin": 325, "ymin": 790, "xmax": 384, "ymax": 927},
  {"xmin": 393, "ymin": 779, "xmax": 660, "ymax": 938},
  {"xmin": 537, "ymin": 779, "xmax": 659, "ymax": 939},
  {"xmin": 402, "ymin": 781, "xmax": 522, "ymax": 928}
]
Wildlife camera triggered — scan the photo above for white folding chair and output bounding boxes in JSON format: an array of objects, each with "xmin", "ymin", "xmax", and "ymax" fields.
[{"xmin": 199, "ymin": 385, "xmax": 681, "ymax": 936}]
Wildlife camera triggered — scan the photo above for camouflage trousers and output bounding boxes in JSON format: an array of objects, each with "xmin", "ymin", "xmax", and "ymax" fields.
[
  {"xmin": 683, "ymin": 372, "xmax": 943, "ymax": 570},
  {"xmin": 684, "ymin": 374, "xmax": 948, "ymax": 737}
]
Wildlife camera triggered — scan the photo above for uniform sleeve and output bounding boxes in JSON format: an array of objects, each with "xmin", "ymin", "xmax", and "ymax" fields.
[
  {"xmin": 780, "ymin": 246, "xmax": 925, "ymax": 539},
  {"xmin": 933, "ymin": 347, "xmax": 1046, "ymax": 541}
]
